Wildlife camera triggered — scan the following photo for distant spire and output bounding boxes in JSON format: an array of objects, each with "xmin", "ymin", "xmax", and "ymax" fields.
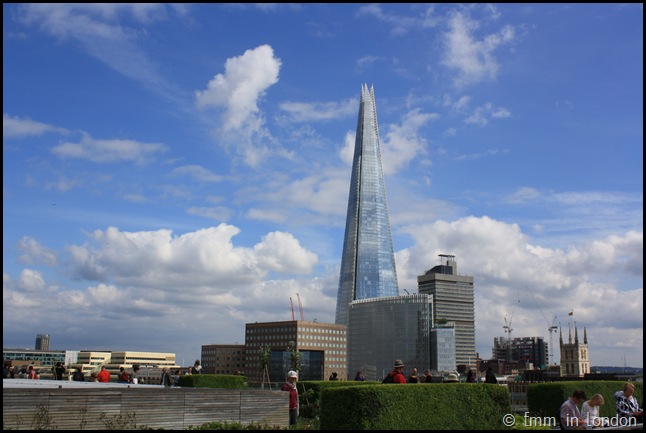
[
  {"xmin": 583, "ymin": 325, "xmax": 588, "ymax": 345},
  {"xmin": 574, "ymin": 321, "xmax": 579, "ymax": 344},
  {"xmin": 568, "ymin": 322, "xmax": 572, "ymax": 344},
  {"xmin": 559, "ymin": 326, "xmax": 563, "ymax": 346}
]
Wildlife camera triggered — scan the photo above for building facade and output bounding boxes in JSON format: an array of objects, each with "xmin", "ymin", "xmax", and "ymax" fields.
[
  {"xmin": 492, "ymin": 336, "xmax": 548, "ymax": 372},
  {"xmin": 244, "ymin": 320, "xmax": 347, "ymax": 385},
  {"xmin": 417, "ymin": 255, "xmax": 476, "ymax": 368},
  {"xmin": 430, "ymin": 322, "xmax": 457, "ymax": 372},
  {"xmin": 335, "ymin": 84, "xmax": 399, "ymax": 326},
  {"xmin": 201, "ymin": 344, "xmax": 245, "ymax": 375},
  {"xmin": 560, "ymin": 323, "xmax": 590, "ymax": 377},
  {"xmin": 35, "ymin": 334, "xmax": 50, "ymax": 351},
  {"xmin": 347, "ymin": 294, "xmax": 432, "ymax": 381}
]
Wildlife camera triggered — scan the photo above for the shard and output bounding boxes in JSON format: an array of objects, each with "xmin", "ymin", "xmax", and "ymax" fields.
[{"xmin": 335, "ymin": 84, "xmax": 399, "ymax": 326}]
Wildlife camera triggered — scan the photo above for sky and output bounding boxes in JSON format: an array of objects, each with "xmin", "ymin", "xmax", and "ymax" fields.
[{"xmin": 3, "ymin": 4, "xmax": 643, "ymax": 370}]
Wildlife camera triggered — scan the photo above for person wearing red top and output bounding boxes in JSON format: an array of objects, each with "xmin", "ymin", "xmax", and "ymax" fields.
[
  {"xmin": 97, "ymin": 366, "xmax": 111, "ymax": 382},
  {"xmin": 27, "ymin": 365, "xmax": 38, "ymax": 379},
  {"xmin": 281, "ymin": 370, "xmax": 299, "ymax": 426},
  {"xmin": 384, "ymin": 359, "xmax": 407, "ymax": 383}
]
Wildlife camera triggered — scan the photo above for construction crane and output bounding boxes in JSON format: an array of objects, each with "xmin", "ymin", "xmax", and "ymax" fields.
[
  {"xmin": 296, "ymin": 293, "xmax": 305, "ymax": 321},
  {"xmin": 503, "ymin": 297, "xmax": 519, "ymax": 365},
  {"xmin": 289, "ymin": 297, "xmax": 295, "ymax": 321},
  {"xmin": 534, "ymin": 297, "xmax": 558, "ymax": 365}
]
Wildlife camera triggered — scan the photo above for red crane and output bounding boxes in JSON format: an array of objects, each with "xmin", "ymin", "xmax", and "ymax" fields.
[{"xmin": 296, "ymin": 293, "xmax": 305, "ymax": 321}]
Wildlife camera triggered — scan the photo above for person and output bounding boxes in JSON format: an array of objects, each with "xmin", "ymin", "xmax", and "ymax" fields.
[
  {"xmin": 173, "ymin": 368, "xmax": 181, "ymax": 386},
  {"xmin": 18, "ymin": 366, "xmax": 28, "ymax": 379},
  {"xmin": 354, "ymin": 371, "xmax": 365, "ymax": 381},
  {"xmin": 281, "ymin": 370, "xmax": 299, "ymax": 427},
  {"xmin": 186, "ymin": 366, "xmax": 193, "ymax": 375},
  {"xmin": 484, "ymin": 367, "xmax": 498, "ymax": 384},
  {"xmin": 72, "ymin": 366, "xmax": 85, "ymax": 381},
  {"xmin": 160, "ymin": 367, "xmax": 173, "ymax": 387},
  {"xmin": 90, "ymin": 372, "xmax": 99, "ymax": 382},
  {"xmin": 582, "ymin": 394, "xmax": 606, "ymax": 428},
  {"xmin": 97, "ymin": 366, "xmax": 110, "ymax": 382},
  {"xmin": 3, "ymin": 363, "xmax": 11, "ymax": 379},
  {"xmin": 129, "ymin": 365, "xmax": 140, "ymax": 384},
  {"xmin": 329, "ymin": 372, "xmax": 338, "ymax": 380},
  {"xmin": 408, "ymin": 368, "xmax": 420, "ymax": 383},
  {"xmin": 615, "ymin": 382, "xmax": 643, "ymax": 424},
  {"xmin": 117, "ymin": 367, "xmax": 130, "ymax": 383},
  {"xmin": 466, "ymin": 369, "xmax": 476, "ymax": 383},
  {"xmin": 27, "ymin": 365, "xmax": 38, "ymax": 379},
  {"xmin": 55, "ymin": 362, "xmax": 66, "ymax": 381},
  {"xmin": 444, "ymin": 373, "xmax": 459, "ymax": 383},
  {"xmin": 559, "ymin": 390, "xmax": 587, "ymax": 430},
  {"xmin": 193, "ymin": 360, "xmax": 202, "ymax": 374},
  {"xmin": 383, "ymin": 360, "xmax": 407, "ymax": 384},
  {"xmin": 423, "ymin": 369, "xmax": 433, "ymax": 383}
]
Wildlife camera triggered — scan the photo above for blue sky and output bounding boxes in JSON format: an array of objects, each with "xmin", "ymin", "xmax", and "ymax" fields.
[{"xmin": 3, "ymin": 4, "xmax": 643, "ymax": 369}]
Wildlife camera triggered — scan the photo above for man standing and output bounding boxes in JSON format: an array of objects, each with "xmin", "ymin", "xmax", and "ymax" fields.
[
  {"xmin": 383, "ymin": 360, "xmax": 407, "ymax": 383},
  {"xmin": 281, "ymin": 370, "xmax": 299, "ymax": 427},
  {"xmin": 97, "ymin": 366, "xmax": 110, "ymax": 382}
]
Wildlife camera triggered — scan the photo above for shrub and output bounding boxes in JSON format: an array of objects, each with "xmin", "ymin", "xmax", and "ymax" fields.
[{"xmin": 179, "ymin": 374, "xmax": 248, "ymax": 389}]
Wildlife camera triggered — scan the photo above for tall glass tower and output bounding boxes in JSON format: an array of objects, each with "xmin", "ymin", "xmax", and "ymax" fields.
[{"xmin": 335, "ymin": 84, "xmax": 399, "ymax": 326}]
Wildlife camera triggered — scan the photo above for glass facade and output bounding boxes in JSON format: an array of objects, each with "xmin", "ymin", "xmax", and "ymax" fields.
[
  {"xmin": 336, "ymin": 84, "xmax": 399, "ymax": 326},
  {"xmin": 347, "ymin": 295, "xmax": 431, "ymax": 381},
  {"xmin": 430, "ymin": 324, "xmax": 456, "ymax": 372},
  {"xmin": 417, "ymin": 257, "xmax": 476, "ymax": 367}
]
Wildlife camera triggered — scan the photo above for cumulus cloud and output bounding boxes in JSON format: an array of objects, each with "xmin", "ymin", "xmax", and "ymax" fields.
[
  {"xmin": 17, "ymin": 236, "xmax": 58, "ymax": 266},
  {"xmin": 442, "ymin": 11, "xmax": 515, "ymax": 87},
  {"xmin": 381, "ymin": 109, "xmax": 438, "ymax": 175},
  {"xmin": 3, "ymin": 113, "xmax": 69, "ymax": 138},
  {"xmin": 396, "ymin": 216, "xmax": 643, "ymax": 365},
  {"xmin": 52, "ymin": 132, "xmax": 168, "ymax": 164},
  {"xmin": 196, "ymin": 45, "xmax": 281, "ymax": 133}
]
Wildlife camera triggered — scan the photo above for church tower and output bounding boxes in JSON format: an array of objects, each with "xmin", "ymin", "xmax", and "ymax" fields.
[{"xmin": 559, "ymin": 322, "xmax": 590, "ymax": 377}]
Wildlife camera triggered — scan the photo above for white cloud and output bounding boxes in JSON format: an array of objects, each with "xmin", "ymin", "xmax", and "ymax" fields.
[
  {"xmin": 465, "ymin": 102, "xmax": 511, "ymax": 125},
  {"xmin": 52, "ymin": 132, "xmax": 168, "ymax": 164},
  {"xmin": 17, "ymin": 237, "xmax": 58, "ymax": 266},
  {"xmin": 442, "ymin": 11, "xmax": 515, "ymax": 87},
  {"xmin": 196, "ymin": 45, "xmax": 281, "ymax": 133},
  {"xmin": 3, "ymin": 113, "xmax": 68, "ymax": 138},
  {"xmin": 171, "ymin": 165, "xmax": 225, "ymax": 183},
  {"xmin": 279, "ymin": 99, "xmax": 357, "ymax": 123},
  {"xmin": 381, "ymin": 109, "xmax": 438, "ymax": 175},
  {"xmin": 396, "ymin": 216, "xmax": 643, "ymax": 366}
]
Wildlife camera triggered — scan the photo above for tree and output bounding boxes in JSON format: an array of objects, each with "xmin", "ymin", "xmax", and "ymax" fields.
[
  {"xmin": 287, "ymin": 341, "xmax": 301, "ymax": 373},
  {"xmin": 259, "ymin": 345, "xmax": 272, "ymax": 389}
]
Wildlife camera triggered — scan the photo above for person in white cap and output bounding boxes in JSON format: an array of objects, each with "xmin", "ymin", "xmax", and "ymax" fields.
[{"xmin": 281, "ymin": 370, "xmax": 299, "ymax": 426}]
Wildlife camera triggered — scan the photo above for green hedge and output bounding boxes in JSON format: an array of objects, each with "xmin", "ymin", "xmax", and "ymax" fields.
[
  {"xmin": 178, "ymin": 374, "xmax": 248, "ymax": 389},
  {"xmin": 319, "ymin": 383, "xmax": 510, "ymax": 430},
  {"xmin": 527, "ymin": 381, "xmax": 643, "ymax": 419},
  {"xmin": 297, "ymin": 380, "xmax": 378, "ymax": 418}
]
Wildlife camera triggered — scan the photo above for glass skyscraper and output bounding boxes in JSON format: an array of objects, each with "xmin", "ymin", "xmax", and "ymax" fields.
[{"xmin": 335, "ymin": 84, "xmax": 399, "ymax": 326}]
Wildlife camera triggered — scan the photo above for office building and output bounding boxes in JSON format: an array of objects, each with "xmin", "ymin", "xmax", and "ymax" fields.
[
  {"xmin": 347, "ymin": 294, "xmax": 432, "ymax": 381},
  {"xmin": 417, "ymin": 254, "xmax": 476, "ymax": 368},
  {"xmin": 430, "ymin": 322, "xmax": 456, "ymax": 372},
  {"xmin": 35, "ymin": 334, "xmax": 50, "ymax": 351},
  {"xmin": 244, "ymin": 320, "xmax": 347, "ymax": 384},
  {"xmin": 492, "ymin": 336, "xmax": 548, "ymax": 372},
  {"xmin": 560, "ymin": 323, "xmax": 590, "ymax": 377},
  {"xmin": 335, "ymin": 84, "xmax": 399, "ymax": 326},
  {"xmin": 201, "ymin": 344, "xmax": 245, "ymax": 374}
]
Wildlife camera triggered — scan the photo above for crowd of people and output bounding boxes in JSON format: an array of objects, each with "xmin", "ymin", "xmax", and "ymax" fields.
[{"xmin": 559, "ymin": 383, "xmax": 643, "ymax": 429}]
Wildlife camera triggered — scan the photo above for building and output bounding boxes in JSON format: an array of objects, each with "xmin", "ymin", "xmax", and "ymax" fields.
[
  {"xmin": 430, "ymin": 322, "xmax": 456, "ymax": 372},
  {"xmin": 2, "ymin": 348, "xmax": 71, "ymax": 368},
  {"xmin": 492, "ymin": 336, "xmax": 548, "ymax": 372},
  {"xmin": 417, "ymin": 254, "xmax": 476, "ymax": 368},
  {"xmin": 201, "ymin": 344, "xmax": 245, "ymax": 374},
  {"xmin": 244, "ymin": 320, "xmax": 347, "ymax": 385},
  {"xmin": 335, "ymin": 84, "xmax": 399, "ymax": 327},
  {"xmin": 35, "ymin": 334, "xmax": 50, "ymax": 351},
  {"xmin": 560, "ymin": 323, "xmax": 590, "ymax": 377},
  {"xmin": 347, "ymin": 294, "xmax": 432, "ymax": 381},
  {"xmin": 70, "ymin": 350, "xmax": 179, "ymax": 382}
]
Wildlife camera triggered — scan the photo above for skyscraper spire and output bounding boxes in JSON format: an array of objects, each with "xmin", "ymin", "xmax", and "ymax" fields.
[{"xmin": 335, "ymin": 84, "xmax": 399, "ymax": 326}]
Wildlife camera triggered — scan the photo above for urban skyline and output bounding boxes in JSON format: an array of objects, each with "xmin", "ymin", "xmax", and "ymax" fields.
[{"xmin": 3, "ymin": 4, "xmax": 643, "ymax": 368}]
